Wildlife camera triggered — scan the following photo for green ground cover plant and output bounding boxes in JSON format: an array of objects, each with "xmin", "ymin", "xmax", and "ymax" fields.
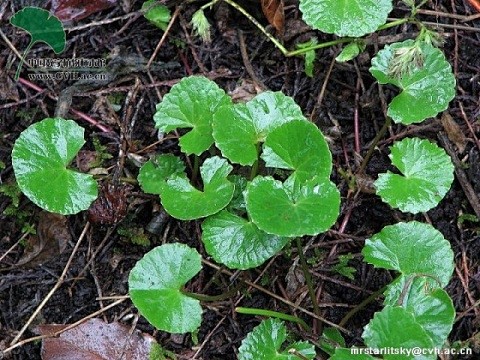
[{"xmin": 8, "ymin": 0, "xmax": 462, "ymax": 358}]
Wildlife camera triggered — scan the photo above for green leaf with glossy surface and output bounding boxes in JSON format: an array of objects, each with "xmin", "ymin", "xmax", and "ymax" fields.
[
  {"xmin": 370, "ymin": 40, "xmax": 455, "ymax": 124},
  {"xmin": 374, "ymin": 137, "xmax": 454, "ymax": 213},
  {"xmin": 226, "ymin": 175, "xmax": 248, "ymax": 213},
  {"xmin": 262, "ymin": 120, "xmax": 332, "ymax": 182},
  {"xmin": 202, "ymin": 210, "xmax": 290, "ymax": 269},
  {"xmin": 362, "ymin": 221, "xmax": 454, "ymax": 287},
  {"xmin": 154, "ymin": 76, "xmax": 231, "ymax": 155},
  {"xmin": 213, "ymin": 92, "xmax": 305, "ymax": 165},
  {"xmin": 238, "ymin": 318, "xmax": 315, "ymax": 360},
  {"xmin": 245, "ymin": 176, "xmax": 340, "ymax": 237},
  {"xmin": 384, "ymin": 277, "xmax": 455, "ymax": 348},
  {"xmin": 299, "ymin": 0, "xmax": 392, "ymax": 37},
  {"xmin": 129, "ymin": 243, "xmax": 202, "ymax": 334},
  {"xmin": 12, "ymin": 118, "xmax": 98, "ymax": 215},
  {"xmin": 142, "ymin": 0, "xmax": 171, "ymax": 30},
  {"xmin": 160, "ymin": 156, "xmax": 234, "ymax": 220},
  {"xmin": 362, "ymin": 306, "xmax": 435, "ymax": 360},
  {"xmin": 138, "ymin": 154, "xmax": 185, "ymax": 195},
  {"xmin": 10, "ymin": 7, "xmax": 66, "ymax": 53}
]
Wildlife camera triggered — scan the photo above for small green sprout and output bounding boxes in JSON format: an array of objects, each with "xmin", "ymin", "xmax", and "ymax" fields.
[{"xmin": 191, "ymin": 9, "xmax": 211, "ymax": 43}]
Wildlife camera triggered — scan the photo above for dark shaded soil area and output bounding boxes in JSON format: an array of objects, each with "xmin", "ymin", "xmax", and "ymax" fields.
[{"xmin": 1, "ymin": 0, "xmax": 480, "ymax": 359}]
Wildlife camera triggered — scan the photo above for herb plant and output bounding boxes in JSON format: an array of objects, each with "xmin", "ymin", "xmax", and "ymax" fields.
[
  {"xmin": 137, "ymin": 75, "xmax": 341, "ymax": 272},
  {"xmin": 238, "ymin": 318, "xmax": 316, "ymax": 360},
  {"xmin": 8, "ymin": 0, "xmax": 462, "ymax": 357}
]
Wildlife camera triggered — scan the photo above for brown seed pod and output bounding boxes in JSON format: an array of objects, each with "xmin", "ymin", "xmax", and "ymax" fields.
[{"xmin": 87, "ymin": 183, "xmax": 131, "ymax": 225}]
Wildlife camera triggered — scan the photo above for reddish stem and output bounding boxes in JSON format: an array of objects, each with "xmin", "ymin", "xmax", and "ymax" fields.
[{"xmin": 18, "ymin": 77, "xmax": 111, "ymax": 132}]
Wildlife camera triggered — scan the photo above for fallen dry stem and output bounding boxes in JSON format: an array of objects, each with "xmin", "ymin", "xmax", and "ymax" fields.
[
  {"xmin": 2, "ymin": 297, "xmax": 126, "ymax": 355},
  {"xmin": 9, "ymin": 222, "xmax": 90, "ymax": 346}
]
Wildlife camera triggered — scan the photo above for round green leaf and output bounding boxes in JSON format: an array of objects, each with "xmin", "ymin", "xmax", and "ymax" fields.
[
  {"xmin": 128, "ymin": 243, "xmax": 202, "ymax": 334},
  {"xmin": 212, "ymin": 92, "xmax": 305, "ymax": 165},
  {"xmin": 154, "ymin": 76, "xmax": 231, "ymax": 155},
  {"xmin": 374, "ymin": 137, "xmax": 454, "ymax": 213},
  {"xmin": 160, "ymin": 156, "xmax": 235, "ymax": 220},
  {"xmin": 384, "ymin": 277, "xmax": 455, "ymax": 348},
  {"xmin": 245, "ymin": 176, "xmax": 340, "ymax": 237},
  {"xmin": 138, "ymin": 154, "xmax": 185, "ymax": 195},
  {"xmin": 370, "ymin": 40, "xmax": 455, "ymax": 124},
  {"xmin": 362, "ymin": 306, "xmax": 435, "ymax": 360},
  {"xmin": 362, "ymin": 221, "xmax": 454, "ymax": 287},
  {"xmin": 10, "ymin": 7, "xmax": 66, "ymax": 53},
  {"xmin": 299, "ymin": 0, "xmax": 392, "ymax": 37},
  {"xmin": 262, "ymin": 120, "xmax": 332, "ymax": 182},
  {"xmin": 238, "ymin": 318, "xmax": 316, "ymax": 360},
  {"xmin": 202, "ymin": 210, "xmax": 291, "ymax": 269},
  {"xmin": 12, "ymin": 118, "xmax": 98, "ymax": 215}
]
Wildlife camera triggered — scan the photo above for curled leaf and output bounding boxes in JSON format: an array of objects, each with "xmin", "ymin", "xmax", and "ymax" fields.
[{"xmin": 261, "ymin": 0, "xmax": 285, "ymax": 32}]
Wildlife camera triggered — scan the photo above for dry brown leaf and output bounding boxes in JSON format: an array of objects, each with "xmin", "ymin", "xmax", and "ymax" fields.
[
  {"xmin": 228, "ymin": 79, "xmax": 263, "ymax": 103},
  {"xmin": 441, "ymin": 112, "xmax": 467, "ymax": 154},
  {"xmin": 14, "ymin": 212, "xmax": 70, "ymax": 268},
  {"xmin": 261, "ymin": 0, "xmax": 285, "ymax": 33},
  {"xmin": 51, "ymin": 0, "xmax": 117, "ymax": 22},
  {"xmin": 37, "ymin": 318, "xmax": 157, "ymax": 360}
]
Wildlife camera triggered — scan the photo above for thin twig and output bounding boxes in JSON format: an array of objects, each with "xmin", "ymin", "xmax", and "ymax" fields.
[
  {"xmin": 201, "ymin": 258, "xmax": 352, "ymax": 334},
  {"xmin": 237, "ymin": 29, "xmax": 267, "ymax": 90},
  {"xmin": 9, "ymin": 222, "xmax": 90, "ymax": 345},
  {"xmin": 17, "ymin": 77, "xmax": 112, "ymax": 132},
  {"xmin": 438, "ymin": 133, "xmax": 480, "ymax": 219},
  {"xmin": 310, "ymin": 55, "xmax": 336, "ymax": 121},
  {"xmin": 65, "ymin": 12, "xmax": 140, "ymax": 32},
  {"xmin": 295, "ymin": 238, "xmax": 321, "ymax": 326},
  {"xmin": 147, "ymin": 6, "xmax": 181, "ymax": 68},
  {"xmin": 2, "ymin": 298, "xmax": 126, "ymax": 355},
  {"xmin": 459, "ymin": 102, "xmax": 480, "ymax": 150}
]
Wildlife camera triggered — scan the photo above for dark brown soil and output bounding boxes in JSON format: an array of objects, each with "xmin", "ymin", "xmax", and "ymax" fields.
[{"xmin": 1, "ymin": 0, "xmax": 480, "ymax": 359}]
